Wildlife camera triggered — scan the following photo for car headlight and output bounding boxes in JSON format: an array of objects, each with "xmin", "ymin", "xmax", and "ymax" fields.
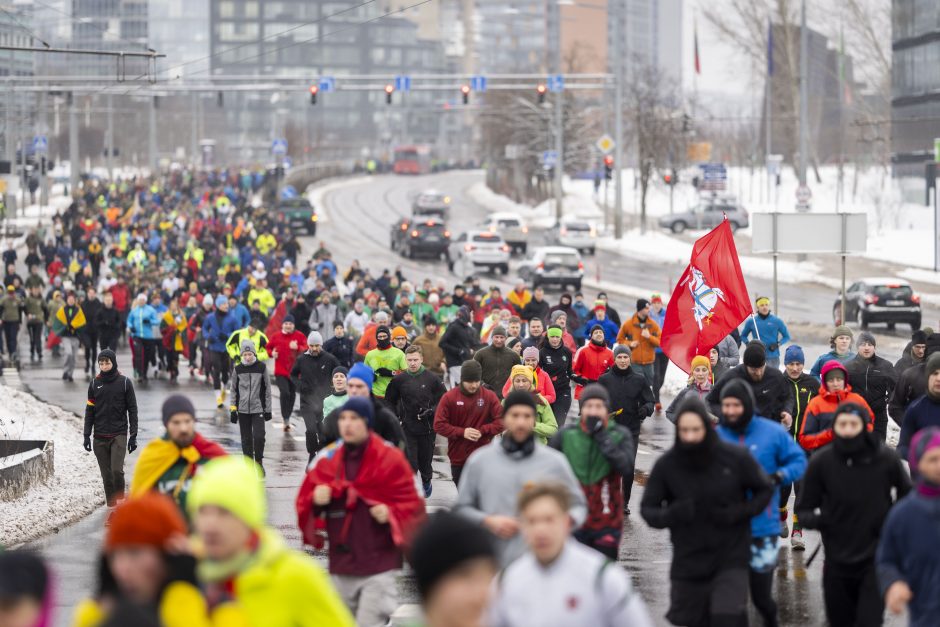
[{"xmin": 311, "ymin": 215, "xmax": 318, "ymax": 222}]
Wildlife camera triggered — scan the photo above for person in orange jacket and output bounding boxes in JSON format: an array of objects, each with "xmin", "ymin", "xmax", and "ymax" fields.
[
  {"xmin": 572, "ymin": 325, "xmax": 614, "ymax": 400},
  {"xmin": 798, "ymin": 360, "xmax": 874, "ymax": 452},
  {"xmin": 616, "ymin": 299, "xmax": 661, "ymax": 390},
  {"xmin": 356, "ymin": 310, "xmax": 389, "ymax": 358}
]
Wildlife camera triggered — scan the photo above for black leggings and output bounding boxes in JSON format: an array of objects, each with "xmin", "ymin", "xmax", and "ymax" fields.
[
  {"xmin": 274, "ymin": 375, "xmax": 296, "ymax": 421},
  {"xmin": 84, "ymin": 332, "xmax": 99, "ymax": 370},
  {"xmin": 27, "ymin": 321, "xmax": 42, "ymax": 356},
  {"xmin": 780, "ymin": 480, "xmax": 802, "ymax": 516},
  {"xmin": 238, "ymin": 413, "xmax": 266, "ymax": 463},
  {"xmin": 749, "ymin": 568, "xmax": 778, "ymax": 627},
  {"xmin": 823, "ymin": 560, "xmax": 883, "ymax": 627},
  {"xmin": 208, "ymin": 350, "xmax": 230, "ymax": 391}
]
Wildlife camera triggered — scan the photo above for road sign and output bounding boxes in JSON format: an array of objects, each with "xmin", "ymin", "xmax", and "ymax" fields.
[
  {"xmin": 795, "ymin": 185, "xmax": 812, "ymax": 203},
  {"xmin": 32, "ymin": 135, "xmax": 48, "ymax": 154},
  {"xmin": 547, "ymin": 74, "xmax": 564, "ymax": 93},
  {"xmin": 470, "ymin": 75, "xmax": 487, "ymax": 92},
  {"xmin": 271, "ymin": 138, "xmax": 288, "ymax": 156},
  {"xmin": 319, "ymin": 76, "xmax": 336, "ymax": 93},
  {"xmin": 595, "ymin": 134, "xmax": 615, "ymax": 155},
  {"xmin": 394, "ymin": 75, "xmax": 412, "ymax": 92},
  {"xmin": 541, "ymin": 150, "xmax": 558, "ymax": 168},
  {"xmin": 686, "ymin": 142, "xmax": 712, "ymax": 162}
]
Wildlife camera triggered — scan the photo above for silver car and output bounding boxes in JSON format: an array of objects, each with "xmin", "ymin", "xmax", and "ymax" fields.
[
  {"xmin": 657, "ymin": 201, "xmax": 749, "ymax": 234},
  {"xmin": 548, "ymin": 220, "xmax": 597, "ymax": 254},
  {"xmin": 517, "ymin": 246, "xmax": 584, "ymax": 291},
  {"xmin": 480, "ymin": 212, "xmax": 529, "ymax": 254},
  {"xmin": 447, "ymin": 230, "xmax": 511, "ymax": 275}
]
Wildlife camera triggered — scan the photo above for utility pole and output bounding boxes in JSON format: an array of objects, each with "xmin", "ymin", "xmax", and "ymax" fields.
[
  {"xmin": 148, "ymin": 95, "xmax": 157, "ymax": 175},
  {"xmin": 613, "ymin": 0, "xmax": 624, "ymax": 239},
  {"xmin": 39, "ymin": 90, "xmax": 48, "ymax": 210},
  {"xmin": 68, "ymin": 92, "xmax": 79, "ymax": 194},
  {"xmin": 798, "ymin": 0, "xmax": 808, "ymax": 190},
  {"xmin": 106, "ymin": 94, "xmax": 114, "ymax": 179},
  {"xmin": 549, "ymin": 0, "xmax": 564, "ymax": 224},
  {"xmin": 190, "ymin": 92, "xmax": 198, "ymax": 167}
]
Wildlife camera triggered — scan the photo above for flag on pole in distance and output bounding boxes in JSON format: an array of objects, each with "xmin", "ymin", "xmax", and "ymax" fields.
[{"xmin": 661, "ymin": 219, "xmax": 752, "ymax": 373}]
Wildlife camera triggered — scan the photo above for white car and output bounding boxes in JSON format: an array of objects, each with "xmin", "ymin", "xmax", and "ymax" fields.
[
  {"xmin": 447, "ymin": 230, "xmax": 511, "ymax": 275},
  {"xmin": 517, "ymin": 246, "xmax": 584, "ymax": 291},
  {"xmin": 548, "ymin": 220, "xmax": 597, "ymax": 254},
  {"xmin": 480, "ymin": 212, "xmax": 529, "ymax": 254}
]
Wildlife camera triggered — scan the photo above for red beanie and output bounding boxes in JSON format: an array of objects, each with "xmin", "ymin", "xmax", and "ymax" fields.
[{"xmin": 106, "ymin": 493, "xmax": 187, "ymax": 551}]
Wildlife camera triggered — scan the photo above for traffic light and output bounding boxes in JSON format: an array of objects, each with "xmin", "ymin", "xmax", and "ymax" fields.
[
  {"xmin": 217, "ymin": 91, "xmax": 224, "ymax": 108},
  {"xmin": 537, "ymin": 84, "xmax": 547, "ymax": 104},
  {"xmin": 460, "ymin": 84, "xmax": 470, "ymax": 105},
  {"xmin": 309, "ymin": 85, "xmax": 318, "ymax": 105},
  {"xmin": 603, "ymin": 155, "xmax": 613, "ymax": 180},
  {"xmin": 385, "ymin": 84, "xmax": 394, "ymax": 105},
  {"xmin": 663, "ymin": 169, "xmax": 678, "ymax": 186}
]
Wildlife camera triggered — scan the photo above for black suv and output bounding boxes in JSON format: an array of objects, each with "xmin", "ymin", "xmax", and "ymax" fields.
[
  {"xmin": 390, "ymin": 217, "xmax": 451, "ymax": 259},
  {"xmin": 833, "ymin": 278, "xmax": 921, "ymax": 331}
]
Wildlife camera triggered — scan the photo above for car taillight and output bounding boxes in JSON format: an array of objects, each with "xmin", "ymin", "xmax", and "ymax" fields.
[
  {"xmin": 578, "ymin": 261, "xmax": 584, "ymax": 271},
  {"xmin": 488, "ymin": 225, "xmax": 497, "ymax": 233},
  {"xmin": 411, "ymin": 230, "xmax": 419, "ymax": 238},
  {"xmin": 589, "ymin": 226, "xmax": 597, "ymax": 237},
  {"xmin": 443, "ymin": 230, "xmax": 451, "ymax": 238},
  {"xmin": 501, "ymin": 244, "xmax": 511, "ymax": 253},
  {"xmin": 400, "ymin": 223, "xmax": 408, "ymax": 231},
  {"xmin": 464, "ymin": 244, "xmax": 475, "ymax": 252},
  {"xmin": 537, "ymin": 262, "xmax": 545, "ymax": 270},
  {"xmin": 912, "ymin": 294, "xmax": 921, "ymax": 304},
  {"xmin": 522, "ymin": 226, "xmax": 529, "ymax": 234},
  {"xmin": 864, "ymin": 294, "xmax": 879, "ymax": 305},
  {"xmin": 560, "ymin": 227, "xmax": 568, "ymax": 236}
]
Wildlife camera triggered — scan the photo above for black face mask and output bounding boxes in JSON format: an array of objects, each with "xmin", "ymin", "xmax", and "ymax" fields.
[
  {"xmin": 675, "ymin": 430, "xmax": 717, "ymax": 469},
  {"xmin": 833, "ymin": 431, "xmax": 870, "ymax": 458},
  {"xmin": 501, "ymin": 432, "xmax": 536, "ymax": 459},
  {"xmin": 376, "ymin": 336, "xmax": 391, "ymax": 349},
  {"xmin": 591, "ymin": 337, "xmax": 606, "ymax": 347}
]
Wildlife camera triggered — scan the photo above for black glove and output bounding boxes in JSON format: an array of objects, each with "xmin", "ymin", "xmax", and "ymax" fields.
[
  {"xmin": 771, "ymin": 471, "xmax": 785, "ymax": 486},
  {"xmin": 768, "ymin": 343, "xmax": 779, "ymax": 353},
  {"xmin": 585, "ymin": 415, "xmax": 604, "ymax": 435},
  {"xmin": 230, "ymin": 411, "xmax": 238, "ymax": 424},
  {"xmin": 83, "ymin": 435, "xmax": 92, "ymax": 452},
  {"xmin": 375, "ymin": 367, "xmax": 394, "ymax": 377},
  {"xmin": 127, "ymin": 436, "xmax": 137, "ymax": 453},
  {"xmin": 263, "ymin": 412, "xmax": 272, "ymax": 422},
  {"xmin": 669, "ymin": 498, "xmax": 696, "ymax": 525}
]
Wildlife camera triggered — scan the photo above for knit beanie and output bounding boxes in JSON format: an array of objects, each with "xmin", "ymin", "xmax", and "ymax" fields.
[
  {"xmin": 409, "ymin": 511, "xmax": 497, "ymax": 599},
  {"xmin": 909, "ymin": 427, "xmax": 940, "ymax": 471},
  {"xmin": 460, "ymin": 359, "xmax": 483, "ymax": 382},
  {"xmin": 307, "ymin": 331, "xmax": 323, "ymax": 346},
  {"xmin": 927, "ymin": 353, "xmax": 940, "ymax": 378},
  {"xmin": 743, "ymin": 341, "xmax": 766, "ymax": 368},
  {"xmin": 784, "ymin": 345, "xmax": 805, "ymax": 365},
  {"xmin": 161, "ymin": 394, "xmax": 196, "ymax": 426},
  {"xmin": 214, "ymin": 295, "xmax": 227, "ymax": 308},
  {"xmin": 831, "ymin": 325, "xmax": 853, "ymax": 342},
  {"xmin": 690, "ymin": 354, "xmax": 711, "ymax": 373},
  {"xmin": 187, "ymin": 456, "xmax": 267, "ymax": 529},
  {"xmin": 490, "ymin": 325, "xmax": 507, "ymax": 338},
  {"xmin": 503, "ymin": 389, "xmax": 537, "ymax": 413},
  {"xmin": 636, "ymin": 298, "xmax": 650, "ymax": 311},
  {"xmin": 331, "ymin": 366, "xmax": 349, "ymax": 378},
  {"xmin": 376, "ymin": 325, "xmax": 391, "ymax": 338},
  {"xmin": 107, "ymin": 492, "xmax": 187, "ymax": 551},
  {"xmin": 0, "ymin": 551, "xmax": 48, "ymax": 607},
  {"xmin": 97, "ymin": 348, "xmax": 117, "ymax": 370},
  {"xmin": 912, "ymin": 330, "xmax": 928, "ymax": 346},
  {"xmin": 348, "ymin": 362, "xmax": 375, "ymax": 390},
  {"xmin": 340, "ymin": 396, "xmax": 374, "ymax": 428},
  {"xmin": 589, "ymin": 324, "xmax": 604, "ymax": 337},
  {"xmin": 510, "ymin": 364, "xmax": 535, "ymax": 385},
  {"xmin": 927, "ymin": 334, "xmax": 940, "ymax": 357},
  {"xmin": 613, "ymin": 345, "xmax": 632, "ymax": 358},
  {"xmin": 579, "ymin": 383, "xmax": 610, "ymax": 409},
  {"xmin": 522, "ymin": 346, "xmax": 539, "ymax": 361},
  {"xmin": 282, "ymin": 314, "xmax": 295, "ymax": 324},
  {"xmin": 506, "ymin": 337, "xmax": 522, "ymax": 351},
  {"xmin": 240, "ymin": 339, "xmax": 256, "ymax": 356},
  {"xmin": 550, "ymin": 310, "xmax": 565, "ymax": 324},
  {"xmin": 391, "ymin": 326, "xmax": 408, "ymax": 339},
  {"xmin": 856, "ymin": 331, "xmax": 876, "ymax": 348}
]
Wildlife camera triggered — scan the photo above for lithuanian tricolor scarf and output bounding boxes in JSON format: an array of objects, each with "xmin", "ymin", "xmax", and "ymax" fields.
[{"xmin": 130, "ymin": 433, "xmax": 226, "ymax": 497}]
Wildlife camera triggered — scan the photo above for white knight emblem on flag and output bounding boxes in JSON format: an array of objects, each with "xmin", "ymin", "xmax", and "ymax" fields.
[{"xmin": 681, "ymin": 266, "xmax": 726, "ymax": 330}]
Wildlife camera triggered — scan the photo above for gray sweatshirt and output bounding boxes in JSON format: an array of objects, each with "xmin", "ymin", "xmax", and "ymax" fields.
[
  {"xmin": 455, "ymin": 439, "xmax": 586, "ymax": 566},
  {"xmin": 489, "ymin": 539, "xmax": 654, "ymax": 627}
]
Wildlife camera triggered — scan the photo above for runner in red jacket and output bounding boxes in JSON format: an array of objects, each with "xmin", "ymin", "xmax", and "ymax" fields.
[
  {"xmin": 266, "ymin": 315, "xmax": 309, "ymax": 430},
  {"xmin": 433, "ymin": 360, "xmax": 504, "ymax": 486},
  {"xmin": 572, "ymin": 324, "xmax": 615, "ymax": 399}
]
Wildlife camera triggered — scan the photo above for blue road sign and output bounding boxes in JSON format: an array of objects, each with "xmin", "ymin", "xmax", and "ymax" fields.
[
  {"xmin": 319, "ymin": 76, "xmax": 336, "ymax": 93},
  {"xmin": 395, "ymin": 75, "xmax": 412, "ymax": 92},
  {"xmin": 32, "ymin": 135, "xmax": 48, "ymax": 154},
  {"xmin": 541, "ymin": 150, "xmax": 559, "ymax": 168},
  {"xmin": 470, "ymin": 75, "xmax": 487, "ymax": 92},
  {"xmin": 547, "ymin": 74, "xmax": 565, "ymax": 93},
  {"xmin": 700, "ymin": 163, "xmax": 727, "ymax": 180},
  {"xmin": 271, "ymin": 138, "xmax": 288, "ymax": 156}
]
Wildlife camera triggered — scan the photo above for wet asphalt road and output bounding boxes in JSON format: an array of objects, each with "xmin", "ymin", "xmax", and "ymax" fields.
[{"xmin": 22, "ymin": 170, "xmax": 916, "ymax": 626}]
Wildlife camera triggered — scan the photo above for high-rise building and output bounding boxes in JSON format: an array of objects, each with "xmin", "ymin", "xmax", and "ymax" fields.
[
  {"xmin": 892, "ymin": 0, "xmax": 940, "ymax": 178},
  {"xmin": 71, "ymin": 0, "xmax": 150, "ymax": 77},
  {"xmin": 608, "ymin": 0, "xmax": 682, "ymax": 84}
]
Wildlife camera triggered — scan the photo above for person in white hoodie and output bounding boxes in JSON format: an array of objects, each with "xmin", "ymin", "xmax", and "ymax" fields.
[{"xmin": 489, "ymin": 482, "xmax": 654, "ymax": 627}]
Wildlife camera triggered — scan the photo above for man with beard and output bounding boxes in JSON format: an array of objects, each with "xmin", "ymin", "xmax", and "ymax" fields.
[
  {"xmin": 894, "ymin": 330, "xmax": 927, "ymax": 373},
  {"xmin": 641, "ymin": 397, "xmax": 773, "ymax": 627},
  {"xmin": 412, "ymin": 315, "xmax": 446, "ymax": 379},
  {"xmin": 797, "ymin": 402, "xmax": 910, "ymax": 627},
  {"xmin": 84, "ymin": 349, "xmax": 139, "ymax": 508},
  {"xmin": 129, "ymin": 394, "xmax": 226, "ymax": 514},
  {"xmin": 473, "ymin": 325, "xmax": 520, "ymax": 399},
  {"xmin": 845, "ymin": 332, "xmax": 898, "ymax": 441}
]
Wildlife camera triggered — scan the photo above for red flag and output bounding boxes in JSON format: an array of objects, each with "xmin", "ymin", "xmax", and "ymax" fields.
[
  {"xmin": 694, "ymin": 20, "xmax": 701, "ymax": 75},
  {"xmin": 661, "ymin": 219, "xmax": 751, "ymax": 373}
]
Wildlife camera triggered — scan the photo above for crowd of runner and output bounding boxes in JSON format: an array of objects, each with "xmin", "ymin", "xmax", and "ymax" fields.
[{"xmin": 0, "ymin": 168, "xmax": 939, "ymax": 627}]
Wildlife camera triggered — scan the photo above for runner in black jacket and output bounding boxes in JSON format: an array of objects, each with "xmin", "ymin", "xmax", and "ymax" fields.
[
  {"xmin": 540, "ymin": 325, "xmax": 574, "ymax": 425},
  {"xmin": 708, "ymin": 342, "xmax": 794, "ymax": 425},
  {"xmin": 438, "ymin": 306, "xmax": 479, "ymax": 387},
  {"xmin": 94, "ymin": 293, "xmax": 122, "ymax": 352},
  {"xmin": 290, "ymin": 333, "xmax": 340, "ymax": 456},
  {"xmin": 385, "ymin": 345, "xmax": 446, "ymax": 496},
  {"xmin": 845, "ymin": 332, "xmax": 898, "ymax": 441},
  {"xmin": 641, "ymin": 396, "xmax": 772, "ymax": 627},
  {"xmin": 82, "ymin": 349, "xmax": 138, "ymax": 507}
]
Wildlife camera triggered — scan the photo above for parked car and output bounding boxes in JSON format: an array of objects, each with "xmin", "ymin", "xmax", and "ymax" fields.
[
  {"xmin": 832, "ymin": 277, "xmax": 921, "ymax": 331},
  {"xmin": 517, "ymin": 246, "xmax": 584, "ymax": 291},
  {"xmin": 547, "ymin": 220, "xmax": 597, "ymax": 254},
  {"xmin": 389, "ymin": 217, "xmax": 451, "ymax": 259},
  {"xmin": 480, "ymin": 212, "xmax": 529, "ymax": 254},
  {"xmin": 412, "ymin": 190, "xmax": 451, "ymax": 219},
  {"xmin": 657, "ymin": 200, "xmax": 749, "ymax": 234},
  {"xmin": 447, "ymin": 230, "xmax": 511, "ymax": 275},
  {"xmin": 275, "ymin": 197, "xmax": 317, "ymax": 235}
]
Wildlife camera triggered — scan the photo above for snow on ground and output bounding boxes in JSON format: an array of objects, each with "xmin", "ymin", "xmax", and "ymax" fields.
[
  {"xmin": 467, "ymin": 182, "xmax": 603, "ymax": 229},
  {"xmin": 899, "ymin": 267, "xmax": 940, "ymax": 286},
  {"xmin": 1, "ymin": 386, "xmax": 104, "ymax": 546}
]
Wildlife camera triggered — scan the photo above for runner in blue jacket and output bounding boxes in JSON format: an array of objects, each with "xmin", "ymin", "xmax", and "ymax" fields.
[
  {"xmin": 740, "ymin": 296, "xmax": 791, "ymax": 369},
  {"xmin": 717, "ymin": 379, "xmax": 806, "ymax": 627}
]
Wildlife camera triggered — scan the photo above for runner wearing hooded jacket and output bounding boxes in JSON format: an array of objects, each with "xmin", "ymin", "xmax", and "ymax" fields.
[
  {"xmin": 799, "ymin": 360, "xmax": 875, "ymax": 452},
  {"xmin": 572, "ymin": 325, "xmax": 614, "ymax": 400}
]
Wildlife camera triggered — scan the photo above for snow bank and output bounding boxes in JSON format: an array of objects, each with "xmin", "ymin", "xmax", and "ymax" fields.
[{"xmin": 1, "ymin": 387, "xmax": 104, "ymax": 546}]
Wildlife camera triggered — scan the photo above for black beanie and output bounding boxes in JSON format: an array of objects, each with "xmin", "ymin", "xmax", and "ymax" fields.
[
  {"xmin": 0, "ymin": 550, "xmax": 48, "ymax": 604},
  {"xmin": 503, "ymin": 389, "xmax": 537, "ymax": 413},
  {"xmin": 579, "ymin": 383, "xmax": 610, "ymax": 409},
  {"xmin": 460, "ymin": 359, "xmax": 483, "ymax": 382},
  {"xmin": 331, "ymin": 366, "xmax": 349, "ymax": 378},
  {"xmin": 911, "ymin": 330, "xmax": 928, "ymax": 346},
  {"xmin": 161, "ymin": 394, "xmax": 196, "ymax": 426},
  {"xmin": 97, "ymin": 348, "xmax": 117, "ymax": 369},
  {"xmin": 719, "ymin": 379, "xmax": 755, "ymax": 429},
  {"xmin": 409, "ymin": 511, "xmax": 497, "ymax": 599},
  {"xmin": 743, "ymin": 341, "xmax": 766, "ymax": 368}
]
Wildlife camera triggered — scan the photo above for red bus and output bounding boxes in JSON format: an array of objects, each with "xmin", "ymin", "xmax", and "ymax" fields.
[{"xmin": 393, "ymin": 145, "xmax": 432, "ymax": 175}]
